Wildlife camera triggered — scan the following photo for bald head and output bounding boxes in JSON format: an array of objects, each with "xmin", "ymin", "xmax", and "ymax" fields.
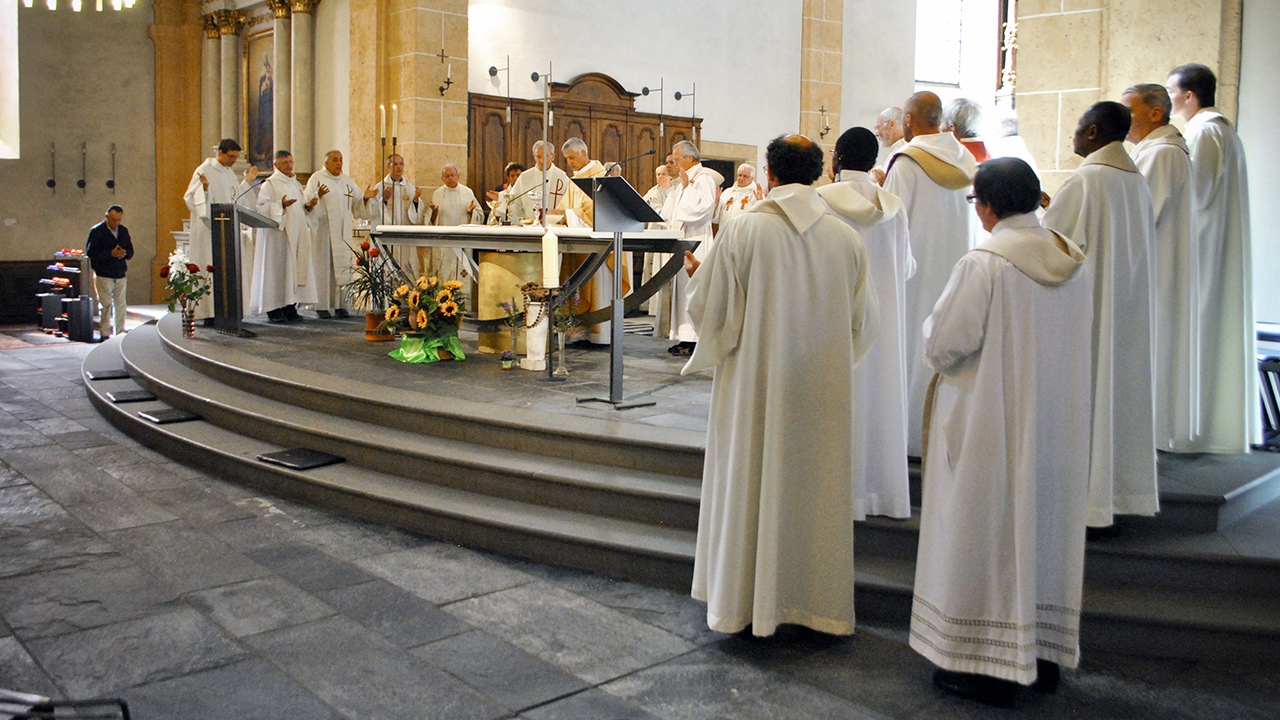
[{"xmin": 903, "ymin": 92, "xmax": 944, "ymax": 141}]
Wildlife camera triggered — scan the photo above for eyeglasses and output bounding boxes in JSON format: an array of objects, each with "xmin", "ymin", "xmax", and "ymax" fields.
[{"xmin": 966, "ymin": 194, "xmax": 977, "ymax": 204}]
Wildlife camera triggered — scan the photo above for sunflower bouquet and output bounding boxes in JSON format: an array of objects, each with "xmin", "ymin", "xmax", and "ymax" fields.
[{"xmin": 383, "ymin": 274, "xmax": 468, "ymax": 363}]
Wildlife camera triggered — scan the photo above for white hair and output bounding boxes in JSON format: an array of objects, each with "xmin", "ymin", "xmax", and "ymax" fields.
[
  {"xmin": 878, "ymin": 107, "xmax": 904, "ymax": 126},
  {"xmin": 532, "ymin": 140, "xmax": 555, "ymax": 155},
  {"xmin": 943, "ymin": 98, "xmax": 984, "ymax": 139},
  {"xmin": 440, "ymin": 163, "xmax": 458, "ymax": 174},
  {"xmin": 561, "ymin": 137, "xmax": 588, "ymax": 155},
  {"xmin": 737, "ymin": 163, "xmax": 755, "ymax": 177},
  {"xmin": 672, "ymin": 140, "xmax": 700, "ymax": 162}
]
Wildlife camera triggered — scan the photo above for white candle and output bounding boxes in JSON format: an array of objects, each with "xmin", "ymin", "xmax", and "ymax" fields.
[
  {"xmin": 448, "ymin": 62, "xmax": 452, "ymax": 79},
  {"xmin": 380, "ymin": 105, "xmax": 386, "ymax": 141},
  {"xmin": 542, "ymin": 228, "xmax": 559, "ymax": 287},
  {"xmin": 391, "ymin": 104, "xmax": 398, "ymax": 141}
]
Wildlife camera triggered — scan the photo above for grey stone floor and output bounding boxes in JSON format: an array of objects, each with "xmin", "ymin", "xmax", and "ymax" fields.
[{"xmin": 3, "ymin": 337, "xmax": 1280, "ymax": 719}]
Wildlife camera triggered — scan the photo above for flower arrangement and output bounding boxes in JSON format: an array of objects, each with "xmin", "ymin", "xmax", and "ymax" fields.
[
  {"xmin": 343, "ymin": 240, "xmax": 397, "ymax": 312},
  {"xmin": 384, "ymin": 273, "xmax": 468, "ymax": 363},
  {"xmin": 159, "ymin": 250, "xmax": 212, "ymax": 312},
  {"xmin": 500, "ymin": 350, "xmax": 515, "ymax": 370}
]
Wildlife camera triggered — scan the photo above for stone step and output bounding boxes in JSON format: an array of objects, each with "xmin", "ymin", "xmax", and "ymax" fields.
[
  {"xmin": 84, "ymin": 340, "xmax": 698, "ymax": 591},
  {"xmin": 153, "ymin": 314, "xmax": 704, "ymax": 480},
  {"xmin": 116, "ymin": 323, "xmax": 702, "ymax": 532}
]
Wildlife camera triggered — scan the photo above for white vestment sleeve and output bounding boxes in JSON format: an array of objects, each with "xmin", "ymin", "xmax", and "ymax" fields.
[
  {"xmin": 1188, "ymin": 125, "xmax": 1225, "ymax": 208},
  {"xmin": 184, "ymin": 169, "xmax": 207, "ymax": 218},
  {"xmin": 922, "ymin": 253, "xmax": 994, "ymax": 375},
  {"xmin": 681, "ymin": 229, "xmax": 746, "ymax": 375},
  {"xmin": 1043, "ymin": 177, "xmax": 1088, "ymax": 252}
]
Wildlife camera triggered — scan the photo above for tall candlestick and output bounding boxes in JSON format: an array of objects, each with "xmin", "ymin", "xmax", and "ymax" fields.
[
  {"xmin": 391, "ymin": 104, "xmax": 399, "ymax": 142},
  {"xmin": 380, "ymin": 105, "xmax": 386, "ymax": 141},
  {"xmin": 542, "ymin": 228, "xmax": 559, "ymax": 288}
]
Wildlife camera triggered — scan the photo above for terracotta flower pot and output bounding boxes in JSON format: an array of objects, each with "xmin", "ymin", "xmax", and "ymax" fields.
[{"xmin": 365, "ymin": 312, "xmax": 393, "ymax": 342}]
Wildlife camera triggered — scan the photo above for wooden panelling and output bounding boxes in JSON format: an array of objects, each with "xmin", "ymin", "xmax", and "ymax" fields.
[{"xmin": 468, "ymin": 72, "xmax": 702, "ymax": 202}]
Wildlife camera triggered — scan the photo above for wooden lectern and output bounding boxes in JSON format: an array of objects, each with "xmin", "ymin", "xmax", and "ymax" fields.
[{"xmin": 209, "ymin": 202, "xmax": 278, "ymax": 338}]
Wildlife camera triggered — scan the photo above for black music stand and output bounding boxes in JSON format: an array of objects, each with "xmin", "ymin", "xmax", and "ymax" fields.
[
  {"xmin": 209, "ymin": 202, "xmax": 278, "ymax": 338},
  {"xmin": 571, "ymin": 176, "xmax": 664, "ymax": 409}
]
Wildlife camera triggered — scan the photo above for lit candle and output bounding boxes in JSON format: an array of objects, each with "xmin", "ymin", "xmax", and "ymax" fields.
[
  {"xmin": 380, "ymin": 105, "xmax": 386, "ymax": 141},
  {"xmin": 391, "ymin": 104, "xmax": 398, "ymax": 142},
  {"xmin": 542, "ymin": 228, "xmax": 559, "ymax": 288}
]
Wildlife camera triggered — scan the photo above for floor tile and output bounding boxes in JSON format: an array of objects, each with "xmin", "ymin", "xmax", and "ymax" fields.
[
  {"xmin": 243, "ymin": 615, "xmax": 509, "ymax": 720},
  {"xmin": 0, "ymin": 635, "xmax": 60, "ymax": 698},
  {"xmin": 356, "ymin": 543, "xmax": 534, "ymax": 604},
  {"xmin": 108, "ymin": 520, "xmax": 270, "ymax": 595},
  {"xmin": 123, "ymin": 658, "xmax": 345, "ymax": 720},
  {"xmin": 444, "ymin": 580, "xmax": 695, "ymax": 685},
  {"xmin": 316, "ymin": 578, "xmax": 472, "ymax": 648},
  {"xmin": 246, "ymin": 542, "xmax": 375, "ymax": 593},
  {"xmin": 413, "ymin": 629, "xmax": 589, "ymax": 712},
  {"xmin": 186, "ymin": 577, "xmax": 337, "ymax": 637},
  {"xmin": 26, "ymin": 607, "xmax": 247, "ymax": 698}
]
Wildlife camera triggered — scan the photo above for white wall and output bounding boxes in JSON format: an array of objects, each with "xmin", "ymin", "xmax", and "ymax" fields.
[
  {"xmin": 315, "ymin": 0, "xmax": 350, "ymax": 163},
  {"xmin": 843, "ymin": 0, "xmax": 917, "ymax": 165},
  {"xmin": 1239, "ymin": 0, "xmax": 1280, "ymax": 324},
  {"xmin": 0, "ymin": 4, "xmax": 157, "ymax": 304},
  {"xmin": 467, "ymin": 0, "xmax": 803, "ymax": 172}
]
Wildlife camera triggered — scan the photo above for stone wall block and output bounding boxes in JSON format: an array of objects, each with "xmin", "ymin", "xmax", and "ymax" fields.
[{"xmin": 1017, "ymin": 12, "xmax": 1103, "ymax": 92}]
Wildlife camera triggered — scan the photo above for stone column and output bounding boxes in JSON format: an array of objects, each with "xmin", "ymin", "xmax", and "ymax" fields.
[
  {"xmin": 290, "ymin": 0, "xmax": 320, "ymax": 173},
  {"xmin": 800, "ymin": 0, "xmax": 843, "ymax": 180},
  {"xmin": 201, "ymin": 14, "xmax": 221, "ymax": 153},
  {"xmin": 214, "ymin": 10, "xmax": 246, "ymax": 143},
  {"xmin": 268, "ymin": 0, "xmax": 292, "ymax": 159}
]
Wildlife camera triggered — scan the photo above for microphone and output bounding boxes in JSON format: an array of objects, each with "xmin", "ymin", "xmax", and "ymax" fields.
[
  {"xmin": 235, "ymin": 176, "xmax": 265, "ymax": 204},
  {"xmin": 604, "ymin": 149, "xmax": 657, "ymax": 174}
]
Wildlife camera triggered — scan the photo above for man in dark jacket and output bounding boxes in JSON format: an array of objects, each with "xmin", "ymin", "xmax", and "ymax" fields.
[{"xmin": 85, "ymin": 205, "xmax": 133, "ymax": 340}]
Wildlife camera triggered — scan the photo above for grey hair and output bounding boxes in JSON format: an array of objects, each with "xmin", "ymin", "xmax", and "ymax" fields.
[
  {"xmin": 440, "ymin": 163, "xmax": 459, "ymax": 174},
  {"xmin": 532, "ymin": 140, "xmax": 555, "ymax": 155},
  {"xmin": 943, "ymin": 98, "xmax": 984, "ymax": 139},
  {"xmin": 737, "ymin": 163, "xmax": 755, "ymax": 177},
  {"xmin": 562, "ymin": 137, "xmax": 588, "ymax": 155},
  {"xmin": 324, "ymin": 149, "xmax": 342, "ymax": 161},
  {"xmin": 878, "ymin": 107, "xmax": 904, "ymax": 126},
  {"xmin": 995, "ymin": 110, "xmax": 1019, "ymax": 138},
  {"xmin": 1124, "ymin": 83, "xmax": 1173, "ymax": 124},
  {"xmin": 672, "ymin": 140, "xmax": 701, "ymax": 161}
]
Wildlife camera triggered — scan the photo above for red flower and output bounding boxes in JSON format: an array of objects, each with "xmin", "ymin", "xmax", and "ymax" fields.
[
  {"xmin": 360, "ymin": 241, "xmax": 371, "ymax": 251},
  {"xmin": 160, "ymin": 265, "xmax": 170, "ymax": 278},
  {"xmin": 206, "ymin": 265, "xmax": 215, "ymax": 273},
  {"xmin": 354, "ymin": 257, "xmax": 364, "ymax": 266},
  {"xmin": 369, "ymin": 247, "xmax": 381, "ymax": 258},
  {"xmin": 186, "ymin": 263, "xmax": 200, "ymax": 273}
]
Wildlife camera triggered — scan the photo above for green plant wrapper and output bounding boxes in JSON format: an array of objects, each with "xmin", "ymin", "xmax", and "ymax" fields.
[{"xmin": 389, "ymin": 332, "xmax": 466, "ymax": 363}]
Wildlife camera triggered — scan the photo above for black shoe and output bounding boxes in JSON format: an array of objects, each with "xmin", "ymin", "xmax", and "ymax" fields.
[
  {"xmin": 316, "ymin": 310, "xmax": 333, "ymax": 319},
  {"xmin": 334, "ymin": 309, "xmax": 350, "ymax": 318},
  {"xmin": 267, "ymin": 308, "xmax": 287, "ymax": 323},
  {"xmin": 201, "ymin": 318, "xmax": 216, "ymax": 327},
  {"xmin": 1032, "ymin": 660, "xmax": 1060, "ymax": 694},
  {"xmin": 668, "ymin": 341, "xmax": 696, "ymax": 357},
  {"xmin": 284, "ymin": 305, "xmax": 304, "ymax": 323},
  {"xmin": 933, "ymin": 669, "xmax": 1017, "ymax": 708}
]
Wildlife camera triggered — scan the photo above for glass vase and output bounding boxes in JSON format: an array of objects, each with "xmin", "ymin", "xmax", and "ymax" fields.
[
  {"xmin": 181, "ymin": 306, "xmax": 195, "ymax": 338},
  {"xmin": 554, "ymin": 331, "xmax": 569, "ymax": 376}
]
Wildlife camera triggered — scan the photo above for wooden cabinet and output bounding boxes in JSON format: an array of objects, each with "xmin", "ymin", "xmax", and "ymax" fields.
[{"xmin": 468, "ymin": 72, "xmax": 702, "ymax": 204}]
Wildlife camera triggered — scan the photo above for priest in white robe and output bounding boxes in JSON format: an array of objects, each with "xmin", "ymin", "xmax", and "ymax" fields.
[
  {"xmin": 682, "ymin": 135, "xmax": 877, "ymax": 637},
  {"xmin": 554, "ymin": 137, "xmax": 627, "ymax": 344},
  {"xmin": 712, "ymin": 163, "xmax": 762, "ymax": 234},
  {"xmin": 911, "ymin": 158, "xmax": 1092, "ymax": 706},
  {"xmin": 1169, "ymin": 63, "xmax": 1261, "ymax": 452},
  {"xmin": 182, "ymin": 139, "xmax": 257, "ymax": 321},
  {"xmin": 664, "ymin": 140, "xmax": 718, "ymax": 354},
  {"xmin": 819, "ymin": 127, "xmax": 913, "ymax": 520},
  {"xmin": 1121, "ymin": 84, "xmax": 1200, "ymax": 452},
  {"xmin": 501, "ymin": 141, "xmax": 570, "ymax": 225},
  {"xmin": 642, "ymin": 166, "xmax": 671, "ymax": 214},
  {"xmin": 428, "ymin": 163, "xmax": 484, "ymax": 282},
  {"xmin": 251, "ymin": 150, "xmax": 318, "ymax": 322},
  {"xmin": 1043, "ymin": 102, "xmax": 1158, "ymax": 528},
  {"xmin": 883, "ymin": 91, "xmax": 979, "ymax": 456},
  {"xmin": 365, "ymin": 153, "xmax": 425, "ymax": 274},
  {"xmin": 304, "ymin": 150, "xmax": 374, "ymax": 318},
  {"xmin": 871, "ymin": 106, "xmax": 906, "ymax": 184}
]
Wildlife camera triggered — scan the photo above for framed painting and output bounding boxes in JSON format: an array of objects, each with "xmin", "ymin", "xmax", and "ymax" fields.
[{"xmin": 243, "ymin": 28, "xmax": 274, "ymax": 167}]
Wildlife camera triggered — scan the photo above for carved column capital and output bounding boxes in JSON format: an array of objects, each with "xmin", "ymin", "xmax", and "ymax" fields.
[
  {"xmin": 289, "ymin": 0, "xmax": 320, "ymax": 15},
  {"xmin": 212, "ymin": 9, "xmax": 245, "ymax": 37},
  {"xmin": 202, "ymin": 14, "xmax": 221, "ymax": 39},
  {"xmin": 267, "ymin": 0, "xmax": 291, "ymax": 20}
]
